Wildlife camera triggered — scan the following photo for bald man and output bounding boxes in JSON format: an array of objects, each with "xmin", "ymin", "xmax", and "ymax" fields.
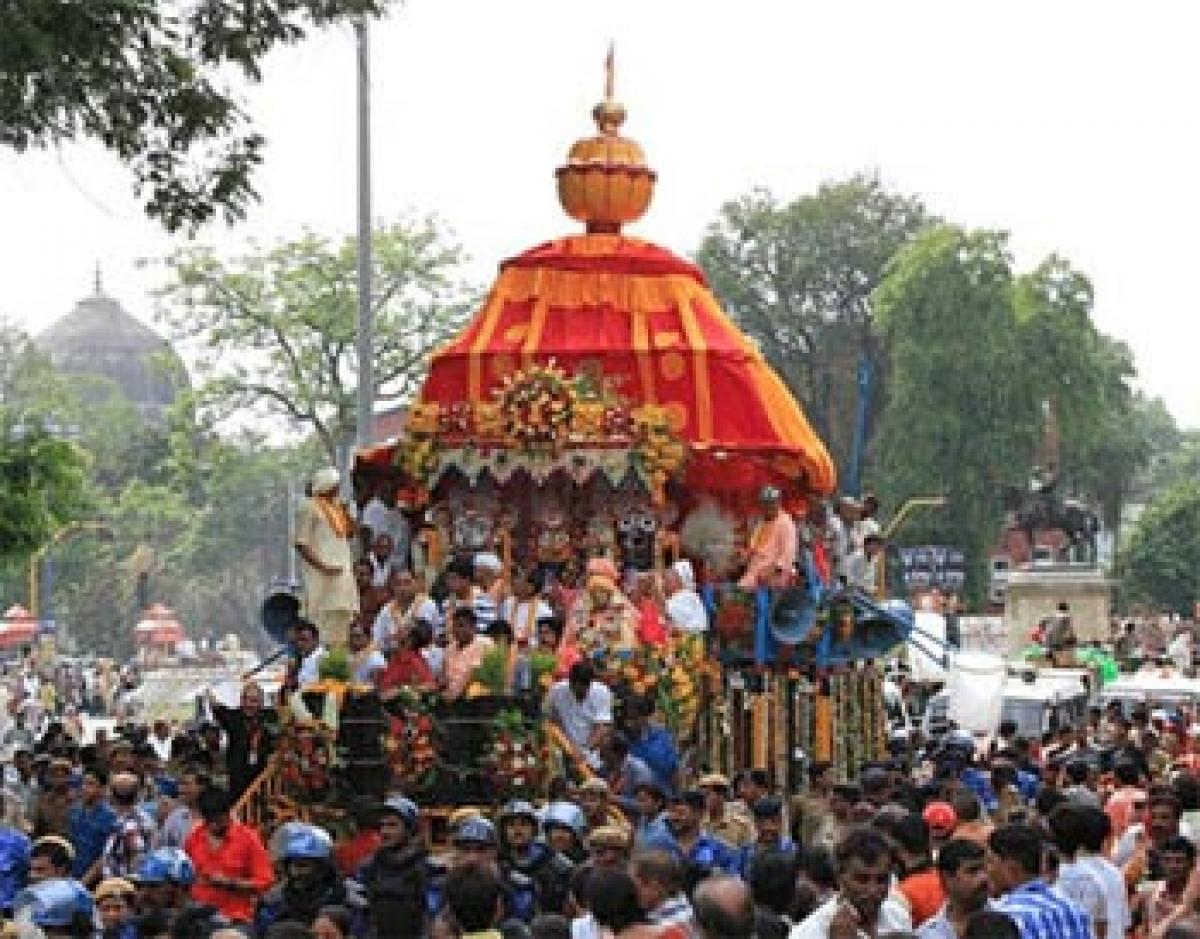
[{"xmin": 692, "ymin": 876, "xmax": 755, "ymax": 939}]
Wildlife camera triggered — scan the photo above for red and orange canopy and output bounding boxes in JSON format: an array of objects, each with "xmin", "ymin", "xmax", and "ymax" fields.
[{"xmin": 408, "ymin": 233, "xmax": 835, "ymax": 498}]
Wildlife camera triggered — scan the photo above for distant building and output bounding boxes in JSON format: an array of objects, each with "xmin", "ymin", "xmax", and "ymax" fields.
[{"xmin": 37, "ymin": 276, "xmax": 188, "ymax": 425}]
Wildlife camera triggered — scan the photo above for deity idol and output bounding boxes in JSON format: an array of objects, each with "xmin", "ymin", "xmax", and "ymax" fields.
[{"xmin": 567, "ymin": 557, "xmax": 637, "ymax": 656}]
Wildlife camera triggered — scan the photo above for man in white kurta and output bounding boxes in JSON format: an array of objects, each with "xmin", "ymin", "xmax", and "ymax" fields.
[{"xmin": 294, "ymin": 467, "xmax": 359, "ymax": 650}]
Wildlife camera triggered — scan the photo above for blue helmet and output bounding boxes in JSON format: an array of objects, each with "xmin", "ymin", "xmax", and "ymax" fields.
[
  {"xmin": 277, "ymin": 822, "xmax": 333, "ymax": 862},
  {"xmin": 381, "ymin": 796, "xmax": 419, "ymax": 831},
  {"xmin": 451, "ymin": 817, "xmax": 497, "ymax": 847},
  {"xmin": 14, "ymin": 878, "xmax": 94, "ymax": 928},
  {"xmin": 542, "ymin": 801, "xmax": 586, "ymax": 838},
  {"xmin": 499, "ymin": 800, "xmax": 538, "ymax": 825},
  {"xmin": 136, "ymin": 847, "xmax": 196, "ymax": 887}
]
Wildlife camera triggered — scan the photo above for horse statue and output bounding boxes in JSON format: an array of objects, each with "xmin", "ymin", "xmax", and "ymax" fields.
[{"xmin": 1000, "ymin": 482, "xmax": 1100, "ymax": 563}]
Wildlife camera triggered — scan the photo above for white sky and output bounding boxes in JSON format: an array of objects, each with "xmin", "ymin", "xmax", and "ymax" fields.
[{"xmin": 2, "ymin": 0, "xmax": 1197, "ymax": 428}]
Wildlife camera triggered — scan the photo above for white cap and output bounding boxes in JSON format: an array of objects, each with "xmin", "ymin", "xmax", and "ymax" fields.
[
  {"xmin": 474, "ymin": 552, "xmax": 502, "ymax": 573},
  {"xmin": 311, "ymin": 467, "xmax": 340, "ymax": 494}
]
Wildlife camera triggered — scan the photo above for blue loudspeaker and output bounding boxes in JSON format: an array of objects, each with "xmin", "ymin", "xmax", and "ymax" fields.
[
  {"xmin": 769, "ymin": 587, "xmax": 819, "ymax": 645},
  {"xmin": 768, "ymin": 552, "xmax": 823, "ymax": 646}
]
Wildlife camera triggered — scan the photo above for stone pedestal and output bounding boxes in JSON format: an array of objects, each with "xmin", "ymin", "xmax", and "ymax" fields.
[{"xmin": 1004, "ymin": 564, "xmax": 1113, "ymax": 654}]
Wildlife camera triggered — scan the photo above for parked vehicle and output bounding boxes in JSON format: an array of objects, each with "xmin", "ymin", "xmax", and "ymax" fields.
[
  {"xmin": 1095, "ymin": 673, "xmax": 1200, "ymax": 716},
  {"xmin": 922, "ymin": 668, "xmax": 1091, "ymax": 741}
]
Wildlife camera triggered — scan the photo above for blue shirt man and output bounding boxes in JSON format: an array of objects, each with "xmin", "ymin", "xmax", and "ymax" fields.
[
  {"xmin": 0, "ymin": 826, "xmax": 30, "ymax": 911},
  {"xmin": 625, "ymin": 702, "xmax": 679, "ymax": 794},
  {"xmin": 660, "ymin": 791, "xmax": 739, "ymax": 878},
  {"xmin": 989, "ymin": 823, "xmax": 1091, "ymax": 939},
  {"xmin": 737, "ymin": 797, "xmax": 797, "ymax": 880},
  {"xmin": 67, "ymin": 771, "xmax": 118, "ymax": 880}
]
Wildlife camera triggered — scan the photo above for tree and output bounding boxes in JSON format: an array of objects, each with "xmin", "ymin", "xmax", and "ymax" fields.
[
  {"xmin": 1123, "ymin": 482, "xmax": 1200, "ymax": 614},
  {"xmin": 1013, "ymin": 256, "xmax": 1151, "ymax": 530},
  {"xmin": 0, "ymin": 0, "xmax": 390, "ymax": 232},
  {"xmin": 156, "ymin": 219, "xmax": 476, "ymax": 466},
  {"xmin": 1142, "ymin": 427, "xmax": 1200, "ymax": 497},
  {"xmin": 0, "ymin": 419, "xmax": 90, "ymax": 566},
  {"xmin": 871, "ymin": 225, "xmax": 1040, "ymax": 601},
  {"xmin": 0, "ymin": 323, "xmax": 91, "ymax": 565},
  {"xmin": 696, "ymin": 174, "xmax": 931, "ymax": 472}
]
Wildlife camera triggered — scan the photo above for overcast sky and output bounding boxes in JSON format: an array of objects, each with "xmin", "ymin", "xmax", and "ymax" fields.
[{"xmin": 2, "ymin": 0, "xmax": 1196, "ymax": 428}]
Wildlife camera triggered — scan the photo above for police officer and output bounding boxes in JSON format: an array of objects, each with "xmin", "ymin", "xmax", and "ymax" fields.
[
  {"xmin": 13, "ymin": 878, "xmax": 96, "ymax": 938},
  {"xmin": 498, "ymin": 800, "xmax": 573, "ymax": 915},
  {"xmin": 440, "ymin": 816, "xmax": 536, "ymax": 923},
  {"xmin": 133, "ymin": 847, "xmax": 196, "ymax": 937},
  {"xmin": 541, "ymin": 801, "xmax": 588, "ymax": 864},
  {"xmin": 255, "ymin": 823, "xmax": 352, "ymax": 936},
  {"xmin": 357, "ymin": 796, "xmax": 428, "ymax": 939}
]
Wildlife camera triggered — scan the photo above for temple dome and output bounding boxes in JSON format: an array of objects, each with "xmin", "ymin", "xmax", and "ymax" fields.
[{"xmin": 37, "ymin": 282, "xmax": 187, "ymax": 424}]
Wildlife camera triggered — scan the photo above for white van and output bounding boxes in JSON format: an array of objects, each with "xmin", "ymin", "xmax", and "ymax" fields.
[{"xmin": 922, "ymin": 671, "xmax": 1090, "ymax": 741}]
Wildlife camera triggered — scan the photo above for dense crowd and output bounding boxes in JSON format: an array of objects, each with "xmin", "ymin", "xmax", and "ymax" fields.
[
  {"xmin": 3, "ymin": 474, "xmax": 1198, "ymax": 939},
  {"xmin": 5, "ymin": 657, "xmax": 1200, "ymax": 939}
]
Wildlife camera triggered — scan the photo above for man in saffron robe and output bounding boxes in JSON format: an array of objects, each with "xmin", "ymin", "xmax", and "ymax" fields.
[
  {"xmin": 738, "ymin": 486, "xmax": 797, "ymax": 589},
  {"xmin": 294, "ymin": 467, "xmax": 360, "ymax": 651}
]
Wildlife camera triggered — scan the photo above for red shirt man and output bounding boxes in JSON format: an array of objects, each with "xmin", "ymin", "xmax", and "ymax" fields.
[{"xmin": 184, "ymin": 788, "xmax": 273, "ymax": 923}]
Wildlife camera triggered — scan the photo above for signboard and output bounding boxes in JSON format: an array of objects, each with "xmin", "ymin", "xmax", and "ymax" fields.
[
  {"xmin": 898, "ymin": 545, "xmax": 967, "ymax": 593},
  {"xmin": 958, "ymin": 615, "xmax": 1007, "ymax": 656}
]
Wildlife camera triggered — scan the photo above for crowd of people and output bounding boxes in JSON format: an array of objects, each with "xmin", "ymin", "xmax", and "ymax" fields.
[
  {"xmin": 5, "ymin": 659, "xmax": 1200, "ymax": 938},
  {"xmin": 4, "ymin": 468, "xmax": 1199, "ymax": 939}
]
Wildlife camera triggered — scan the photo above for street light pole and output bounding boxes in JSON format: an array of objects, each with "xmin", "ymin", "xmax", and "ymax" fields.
[{"xmin": 354, "ymin": 18, "xmax": 374, "ymax": 455}]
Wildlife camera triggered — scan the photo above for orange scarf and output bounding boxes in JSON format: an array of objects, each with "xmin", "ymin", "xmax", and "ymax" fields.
[{"xmin": 315, "ymin": 495, "xmax": 353, "ymax": 538}]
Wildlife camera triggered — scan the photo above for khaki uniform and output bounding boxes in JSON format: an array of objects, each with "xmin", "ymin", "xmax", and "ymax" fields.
[{"xmin": 707, "ymin": 811, "xmax": 754, "ymax": 849}]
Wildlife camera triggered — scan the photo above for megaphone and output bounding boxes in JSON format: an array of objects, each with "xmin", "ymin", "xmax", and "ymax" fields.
[
  {"xmin": 770, "ymin": 586, "xmax": 818, "ymax": 644},
  {"xmin": 847, "ymin": 595, "xmax": 915, "ymax": 657},
  {"xmin": 261, "ymin": 581, "xmax": 301, "ymax": 645},
  {"xmin": 769, "ymin": 552, "xmax": 823, "ymax": 644}
]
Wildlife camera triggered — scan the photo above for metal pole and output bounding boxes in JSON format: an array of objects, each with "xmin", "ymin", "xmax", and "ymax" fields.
[
  {"xmin": 286, "ymin": 479, "xmax": 298, "ymax": 584},
  {"xmin": 354, "ymin": 18, "xmax": 374, "ymax": 453}
]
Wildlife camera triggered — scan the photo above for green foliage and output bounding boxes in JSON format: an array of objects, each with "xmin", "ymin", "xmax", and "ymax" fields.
[
  {"xmin": 156, "ymin": 219, "xmax": 476, "ymax": 466},
  {"xmin": 696, "ymin": 174, "xmax": 931, "ymax": 469},
  {"xmin": 1142, "ymin": 428, "xmax": 1200, "ymax": 497},
  {"xmin": 0, "ymin": 419, "xmax": 90, "ymax": 566},
  {"xmin": 319, "ymin": 647, "xmax": 351, "ymax": 682},
  {"xmin": 872, "ymin": 226, "xmax": 1040, "ymax": 601},
  {"xmin": 1123, "ymin": 482, "xmax": 1200, "ymax": 614},
  {"xmin": 868, "ymin": 229, "xmax": 1168, "ymax": 601},
  {"xmin": 0, "ymin": 0, "xmax": 391, "ymax": 232},
  {"xmin": 0, "ymin": 321, "xmax": 93, "ymax": 564},
  {"xmin": 1013, "ymin": 257, "xmax": 1153, "ymax": 528},
  {"xmin": 475, "ymin": 643, "xmax": 510, "ymax": 695}
]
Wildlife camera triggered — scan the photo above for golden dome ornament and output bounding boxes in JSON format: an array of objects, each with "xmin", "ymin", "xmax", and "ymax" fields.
[{"xmin": 555, "ymin": 44, "xmax": 657, "ymax": 233}]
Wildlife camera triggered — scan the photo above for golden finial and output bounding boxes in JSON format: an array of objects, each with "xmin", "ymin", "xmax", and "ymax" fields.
[
  {"xmin": 592, "ymin": 42, "xmax": 626, "ymax": 135},
  {"xmin": 557, "ymin": 44, "xmax": 655, "ymax": 233}
]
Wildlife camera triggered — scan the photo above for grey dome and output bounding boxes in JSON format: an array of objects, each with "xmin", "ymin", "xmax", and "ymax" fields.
[{"xmin": 37, "ymin": 288, "xmax": 188, "ymax": 424}]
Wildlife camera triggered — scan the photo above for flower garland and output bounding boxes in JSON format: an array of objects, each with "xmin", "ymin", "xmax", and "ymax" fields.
[
  {"xmin": 632, "ymin": 406, "xmax": 688, "ymax": 504},
  {"xmin": 494, "ymin": 361, "xmax": 577, "ymax": 452},
  {"xmin": 594, "ymin": 638, "xmax": 713, "ymax": 742},
  {"xmin": 383, "ymin": 687, "xmax": 438, "ymax": 791},
  {"xmin": 484, "ymin": 708, "xmax": 548, "ymax": 799}
]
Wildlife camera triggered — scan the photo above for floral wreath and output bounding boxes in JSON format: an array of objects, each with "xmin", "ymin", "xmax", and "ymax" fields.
[{"xmin": 494, "ymin": 360, "xmax": 577, "ymax": 452}]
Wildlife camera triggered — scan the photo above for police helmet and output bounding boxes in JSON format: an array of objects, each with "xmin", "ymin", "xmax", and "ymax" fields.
[
  {"xmin": 14, "ymin": 878, "xmax": 94, "ymax": 929},
  {"xmin": 136, "ymin": 847, "xmax": 196, "ymax": 887},
  {"xmin": 451, "ymin": 816, "xmax": 498, "ymax": 847}
]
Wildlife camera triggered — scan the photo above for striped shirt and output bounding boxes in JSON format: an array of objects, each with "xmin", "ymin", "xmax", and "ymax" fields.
[{"xmin": 993, "ymin": 880, "xmax": 1092, "ymax": 939}]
